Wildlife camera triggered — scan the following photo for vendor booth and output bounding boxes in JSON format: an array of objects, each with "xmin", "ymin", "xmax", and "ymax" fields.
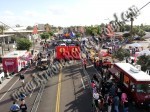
[{"xmin": 2, "ymin": 50, "xmax": 32, "ymax": 73}]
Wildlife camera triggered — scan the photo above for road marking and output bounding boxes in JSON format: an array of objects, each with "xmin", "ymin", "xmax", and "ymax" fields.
[
  {"xmin": 0, "ymin": 78, "xmax": 19, "ymax": 101},
  {"xmin": 81, "ymin": 78, "xmax": 85, "ymax": 89},
  {"xmin": 55, "ymin": 70, "xmax": 62, "ymax": 112}
]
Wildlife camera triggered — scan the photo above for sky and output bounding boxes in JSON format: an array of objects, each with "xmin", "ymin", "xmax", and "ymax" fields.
[{"xmin": 0, "ymin": 0, "xmax": 150, "ymax": 27}]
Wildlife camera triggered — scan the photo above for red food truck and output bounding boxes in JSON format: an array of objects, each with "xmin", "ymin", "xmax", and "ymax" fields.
[
  {"xmin": 2, "ymin": 50, "xmax": 32, "ymax": 73},
  {"xmin": 109, "ymin": 63, "xmax": 150, "ymax": 106}
]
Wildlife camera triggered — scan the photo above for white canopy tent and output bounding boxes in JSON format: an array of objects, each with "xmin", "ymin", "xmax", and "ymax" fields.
[
  {"xmin": 129, "ymin": 43, "xmax": 142, "ymax": 47},
  {"xmin": 81, "ymin": 37, "xmax": 88, "ymax": 41},
  {"xmin": 139, "ymin": 49, "xmax": 150, "ymax": 56}
]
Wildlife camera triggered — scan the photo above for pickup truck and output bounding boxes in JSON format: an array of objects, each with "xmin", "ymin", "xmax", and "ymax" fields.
[{"xmin": 0, "ymin": 71, "xmax": 5, "ymax": 84}]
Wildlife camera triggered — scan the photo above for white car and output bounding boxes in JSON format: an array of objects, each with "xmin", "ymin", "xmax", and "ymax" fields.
[
  {"xmin": 0, "ymin": 72, "xmax": 5, "ymax": 84},
  {"xmin": 59, "ymin": 43, "xmax": 66, "ymax": 46}
]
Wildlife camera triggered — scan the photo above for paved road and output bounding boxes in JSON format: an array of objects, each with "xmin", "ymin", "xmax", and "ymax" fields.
[{"xmin": 36, "ymin": 61, "xmax": 93, "ymax": 112}]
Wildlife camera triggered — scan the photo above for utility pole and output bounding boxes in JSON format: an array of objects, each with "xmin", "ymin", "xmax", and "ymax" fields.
[{"xmin": 130, "ymin": 15, "xmax": 134, "ymax": 41}]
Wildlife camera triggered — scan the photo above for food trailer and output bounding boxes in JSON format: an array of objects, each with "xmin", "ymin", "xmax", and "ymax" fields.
[
  {"xmin": 109, "ymin": 63, "xmax": 150, "ymax": 106},
  {"xmin": 2, "ymin": 50, "xmax": 32, "ymax": 73}
]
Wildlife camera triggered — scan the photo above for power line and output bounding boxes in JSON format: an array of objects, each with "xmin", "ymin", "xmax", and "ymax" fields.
[{"xmin": 139, "ymin": 1, "xmax": 150, "ymax": 11}]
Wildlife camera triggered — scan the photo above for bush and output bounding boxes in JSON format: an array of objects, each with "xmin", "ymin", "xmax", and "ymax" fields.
[{"xmin": 16, "ymin": 38, "xmax": 32, "ymax": 51}]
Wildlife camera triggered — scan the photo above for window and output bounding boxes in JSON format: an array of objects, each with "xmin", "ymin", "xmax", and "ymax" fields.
[
  {"xmin": 137, "ymin": 84, "xmax": 150, "ymax": 93},
  {"xmin": 124, "ymin": 75, "xmax": 129, "ymax": 87}
]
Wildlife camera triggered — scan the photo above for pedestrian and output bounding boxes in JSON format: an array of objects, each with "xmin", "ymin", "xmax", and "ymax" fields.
[
  {"xmin": 98, "ymin": 93, "xmax": 105, "ymax": 111},
  {"xmin": 121, "ymin": 93, "xmax": 127, "ymax": 104},
  {"xmin": 113, "ymin": 93, "xmax": 120, "ymax": 112},
  {"xmin": 107, "ymin": 95, "xmax": 113, "ymax": 112},
  {"xmin": 123, "ymin": 98, "xmax": 129, "ymax": 112},
  {"xmin": 92, "ymin": 74, "xmax": 99, "ymax": 84},
  {"xmin": 19, "ymin": 73, "xmax": 25, "ymax": 86},
  {"xmin": 126, "ymin": 58, "xmax": 129, "ymax": 63},
  {"xmin": 93, "ymin": 58, "xmax": 96, "ymax": 68},
  {"xmin": 20, "ymin": 100, "xmax": 27, "ymax": 112},
  {"xmin": 19, "ymin": 92, "xmax": 26, "ymax": 101},
  {"xmin": 10, "ymin": 101, "xmax": 20, "ymax": 112},
  {"xmin": 109, "ymin": 83, "xmax": 117, "ymax": 97},
  {"xmin": 83, "ymin": 58, "xmax": 87, "ymax": 69},
  {"xmin": 93, "ymin": 92, "xmax": 100, "ymax": 112}
]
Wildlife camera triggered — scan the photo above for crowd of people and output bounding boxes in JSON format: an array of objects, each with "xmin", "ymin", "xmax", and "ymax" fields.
[{"xmin": 91, "ymin": 73, "xmax": 129, "ymax": 112}]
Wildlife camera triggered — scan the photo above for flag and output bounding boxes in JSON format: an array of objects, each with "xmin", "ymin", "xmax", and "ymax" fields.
[
  {"xmin": 70, "ymin": 31, "xmax": 75, "ymax": 37},
  {"xmin": 32, "ymin": 25, "xmax": 38, "ymax": 34}
]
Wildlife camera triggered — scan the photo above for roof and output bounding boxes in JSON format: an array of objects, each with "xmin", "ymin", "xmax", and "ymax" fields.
[
  {"xmin": 0, "ymin": 34, "xmax": 14, "ymax": 38},
  {"xmin": 2, "ymin": 50, "xmax": 27, "ymax": 58},
  {"xmin": 4, "ymin": 30, "xmax": 44, "ymax": 33},
  {"xmin": 115, "ymin": 63, "xmax": 150, "ymax": 82}
]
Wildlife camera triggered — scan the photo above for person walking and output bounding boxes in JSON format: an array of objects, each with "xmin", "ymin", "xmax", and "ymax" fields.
[
  {"xmin": 19, "ymin": 92, "xmax": 26, "ymax": 101},
  {"xmin": 10, "ymin": 101, "xmax": 20, "ymax": 112},
  {"xmin": 92, "ymin": 74, "xmax": 99, "ymax": 84},
  {"xmin": 123, "ymin": 98, "xmax": 129, "ymax": 112},
  {"xmin": 107, "ymin": 95, "xmax": 113, "ymax": 112},
  {"xmin": 20, "ymin": 100, "xmax": 27, "ymax": 112},
  {"xmin": 82, "ymin": 58, "xmax": 87, "ymax": 69},
  {"xmin": 19, "ymin": 73, "xmax": 25, "ymax": 86},
  {"xmin": 93, "ymin": 92, "xmax": 100, "ymax": 112},
  {"xmin": 113, "ymin": 93, "xmax": 120, "ymax": 112}
]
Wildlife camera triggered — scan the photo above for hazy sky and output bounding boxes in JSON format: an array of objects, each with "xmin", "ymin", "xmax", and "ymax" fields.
[{"xmin": 0, "ymin": 0, "xmax": 150, "ymax": 27}]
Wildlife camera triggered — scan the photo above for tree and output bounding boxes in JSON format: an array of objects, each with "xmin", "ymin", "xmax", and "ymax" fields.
[
  {"xmin": 124, "ymin": 25, "xmax": 130, "ymax": 31},
  {"xmin": 137, "ymin": 29, "xmax": 146, "ymax": 38},
  {"xmin": 16, "ymin": 38, "xmax": 32, "ymax": 51},
  {"xmin": 123, "ymin": 33, "xmax": 131, "ymax": 38},
  {"xmin": 136, "ymin": 55, "xmax": 150, "ymax": 71},
  {"xmin": 112, "ymin": 48, "xmax": 130, "ymax": 61},
  {"xmin": 0, "ymin": 25, "xmax": 7, "ymax": 34},
  {"xmin": 48, "ymin": 31, "xmax": 54, "ymax": 36},
  {"xmin": 44, "ymin": 23, "xmax": 51, "ymax": 32},
  {"xmin": 26, "ymin": 26, "xmax": 33, "ymax": 30},
  {"xmin": 16, "ymin": 24, "xmax": 21, "ymax": 27},
  {"xmin": 76, "ymin": 32, "xmax": 81, "ymax": 38},
  {"xmin": 40, "ymin": 32, "xmax": 50, "ymax": 42}
]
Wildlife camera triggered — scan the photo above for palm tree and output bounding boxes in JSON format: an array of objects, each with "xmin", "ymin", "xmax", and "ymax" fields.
[
  {"xmin": 0, "ymin": 25, "xmax": 5, "ymax": 34},
  {"xmin": 44, "ymin": 23, "xmax": 51, "ymax": 32},
  {"xmin": 130, "ymin": 17, "xmax": 134, "ymax": 40}
]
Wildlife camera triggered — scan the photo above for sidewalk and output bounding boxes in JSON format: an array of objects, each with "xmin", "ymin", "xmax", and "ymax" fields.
[{"xmin": 0, "ymin": 76, "xmax": 14, "ymax": 90}]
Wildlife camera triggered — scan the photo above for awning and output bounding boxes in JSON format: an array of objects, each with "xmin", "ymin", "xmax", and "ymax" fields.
[{"xmin": 108, "ymin": 67, "xmax": 118, "ymax": 74}]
